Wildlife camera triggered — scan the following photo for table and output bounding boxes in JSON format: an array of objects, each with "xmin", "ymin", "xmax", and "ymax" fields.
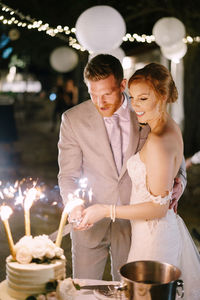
[{"xmin": 0, "ymin": 279, "xmax": 123, "ymax": 300}]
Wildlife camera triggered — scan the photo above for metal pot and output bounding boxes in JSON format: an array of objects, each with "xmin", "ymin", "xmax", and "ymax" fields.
[{"xmin": 119, "ymin": 260, "xmax": 184, "ymax": 300}]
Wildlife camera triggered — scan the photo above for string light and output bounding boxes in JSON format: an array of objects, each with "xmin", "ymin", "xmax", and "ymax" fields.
[
  {"xmin": 0, "ymin": 1, "xmax": 81, "ymax": 48},
  {"xmin": 0, "ymin": 1, "xmax": 199, "ymax": 53}
]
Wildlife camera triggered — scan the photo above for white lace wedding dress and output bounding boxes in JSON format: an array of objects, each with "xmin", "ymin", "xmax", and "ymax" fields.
[{"xmin": 127, "ymin": 153, "xmax": 200, "ymax": 300}]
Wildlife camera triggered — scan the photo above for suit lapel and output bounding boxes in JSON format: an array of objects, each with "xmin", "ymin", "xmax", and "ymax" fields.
[{"xmin": 86, "ymin": 102, "xmax": 149, "ymax": 179}]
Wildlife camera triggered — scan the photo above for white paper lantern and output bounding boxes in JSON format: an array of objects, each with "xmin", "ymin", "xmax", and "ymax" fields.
[
  {"xmin": 122, "ymin": 56, "xmax": 133, "ymax": 70},
  {"xmin": 161, "ymin": 40, "xmax": 187, "ymax": 63},
  {"xmin": 153, "ymin": 17, "xmax": 185, "ymax": 47},
  {"xmin": 50, "ymin": 47, "xmax": 78, "ymax": 73},
  {"xmin": 75, "ymin": 5, "xmax": 126, "ymax": 52},
  {"xmin": 8, "ymin": 29, "xmax": 20, "ymax": 41},
  {"xmin": 89, "ymin": 47, "xmax": 125, "ymax": 63}
]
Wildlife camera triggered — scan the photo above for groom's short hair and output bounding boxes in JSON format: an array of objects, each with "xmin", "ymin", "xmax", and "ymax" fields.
[{"xmin": 84, "ymin": 54, "xmax": 124, "ymax": 86}]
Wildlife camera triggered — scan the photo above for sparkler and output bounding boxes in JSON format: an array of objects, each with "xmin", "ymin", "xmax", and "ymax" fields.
[
  {"xmin": 55, "ymin": 177, "xmax": 93, "ymax": 246},
  {"xmin": 88, "ymin": 188, "xmax": 93, "ymax": 203},
  {"xmin": 79, "ymin": 177, "xmax": 88, "ymax": 198},
  {"xmin": 55, "ymin": 194, "xmax": 84, "ymax": 247},
  {"xmin": 24, "ymin": 185, "xmax": 38, "ymax": 236},
  {"xmin": 0, "ymin": 205, "xmax": 16, "ymax": 259},
  {"xmin": 0, "ymin": 179, "xmax": 43, "ymax": 236},
  {"xmin": 0, "ymin": 177, "xmax": 93, "ymax": 249}
]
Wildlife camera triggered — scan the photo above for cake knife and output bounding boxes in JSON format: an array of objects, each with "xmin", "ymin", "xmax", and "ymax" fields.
[
  {"xmin": 79, "ymin": 284, "xmax": 119, "ymax": 291},
  {"xmin": 49, "ymin": 223, "xmax": 72, "ymax": 242}
]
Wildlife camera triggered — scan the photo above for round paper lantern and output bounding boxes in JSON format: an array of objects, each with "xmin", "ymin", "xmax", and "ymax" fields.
[
  {"xmin": 8, "ymin": 29, "xmax": 20, "ymax": 41},
  {"xmin": 89, "ymin": 47, "xmax": 125, "ymax": 63},
  {"xmin": 153, "ymin": 17, "xmax": 185, "ymax": 47},
  {"xmin": 50, "ymin": 47, "xmax": 78, "ymax": 73},
  {"xmin": 75, "ymin": 5, "xmax": 126, "ymax": 52},
  {"xmin": 161, "ymin": 40, "xmax": 187, "ymax": 62}
]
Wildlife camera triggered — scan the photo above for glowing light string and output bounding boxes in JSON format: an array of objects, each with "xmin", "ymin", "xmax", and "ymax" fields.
[{"xmin": 0, "ymin": 1, "xmax": 199, "ymax": 52}]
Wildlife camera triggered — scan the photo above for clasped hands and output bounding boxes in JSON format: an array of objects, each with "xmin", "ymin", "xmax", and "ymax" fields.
[
  {"xmin": 68, "ymin": 177, "xmax": 182, "ymax": 229},
  {"xmin": 68, "ymin": 204, "xmax": 108, "ymax": 231}
]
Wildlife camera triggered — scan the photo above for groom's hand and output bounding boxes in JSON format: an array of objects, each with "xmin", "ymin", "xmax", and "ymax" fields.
[
  {"xmin": 68, "ymin": 205, "xmax": 84, "ymax": 230},
  {"xmin": 77, "ymin": 204, "xmax": 108, "ymax": 230},
  {"xmin": 169, "ymin": 177, "xmax": 182, "ymax": 213}
]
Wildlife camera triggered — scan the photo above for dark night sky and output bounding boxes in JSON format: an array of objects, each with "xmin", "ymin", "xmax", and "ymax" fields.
[
  {"xmin": 0, "ymin": 1, "xmax": 199, "ymax": 153},
  {"xmin": 0, "ymin": 0, "xmax": 199, "ymax": 73}
]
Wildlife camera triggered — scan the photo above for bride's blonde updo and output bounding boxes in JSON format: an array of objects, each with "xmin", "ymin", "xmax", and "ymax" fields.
[{"xmin": 128, "ymin": 63, "xmax": 178, "ymax": 135}]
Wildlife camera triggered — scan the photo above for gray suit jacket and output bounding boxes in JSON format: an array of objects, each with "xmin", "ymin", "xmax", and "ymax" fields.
[{"xmin": 58, "ymin": 99, "xmax": 150, "ymax": 248}]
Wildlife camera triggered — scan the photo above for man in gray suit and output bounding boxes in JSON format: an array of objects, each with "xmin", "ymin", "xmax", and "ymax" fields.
[{"xmin": 58, "ymin": 54, "xmax": 186, "ymax": 280}]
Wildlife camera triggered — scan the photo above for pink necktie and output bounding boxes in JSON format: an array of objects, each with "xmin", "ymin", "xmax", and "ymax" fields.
[{"xmin": 110, "ymin": 114, "xmax": 122, "ymax": 175}]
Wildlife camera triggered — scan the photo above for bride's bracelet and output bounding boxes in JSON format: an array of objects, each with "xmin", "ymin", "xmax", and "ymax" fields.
[{"xmin": 110, "ymin": 204, "xmax": 116, "ymax": 222}]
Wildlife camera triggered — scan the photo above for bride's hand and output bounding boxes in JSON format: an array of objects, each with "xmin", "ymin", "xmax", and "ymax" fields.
[{"xmin": 77, "ymin": 204, "xmax": 109, "ymax": 230}]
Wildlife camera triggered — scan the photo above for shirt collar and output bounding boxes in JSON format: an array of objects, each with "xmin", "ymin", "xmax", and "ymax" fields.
[{"xmin": 115, "ymin": 92, "xmax": 130, "ymax": 119}]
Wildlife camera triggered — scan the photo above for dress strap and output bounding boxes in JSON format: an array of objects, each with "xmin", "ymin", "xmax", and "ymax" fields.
[
  {"xmin": 145, "ymin": 170, "xmax": 172, "ymax": 205},
  {"xmin": 149, "ymin": 191, "xmax": 172, "ymax": 205}
]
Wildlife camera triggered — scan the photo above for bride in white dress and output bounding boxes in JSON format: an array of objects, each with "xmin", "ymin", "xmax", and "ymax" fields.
[{"xmin": 79, "ymin": 63, "xmax": 200, "ymax": 299}]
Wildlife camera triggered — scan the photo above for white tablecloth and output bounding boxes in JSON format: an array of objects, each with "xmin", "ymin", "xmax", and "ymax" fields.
[{"xmin": 0, "ymin": 279, "xmax": 122, "ymax": 300}]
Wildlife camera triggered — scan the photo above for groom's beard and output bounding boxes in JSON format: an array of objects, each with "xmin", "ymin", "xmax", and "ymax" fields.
[{"xmin": 94, "ymin": 101, "xmax": 121, "ymax": 117}]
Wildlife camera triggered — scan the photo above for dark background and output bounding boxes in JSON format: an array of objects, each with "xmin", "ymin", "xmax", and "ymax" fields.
[
  {"xmin": 0, "ymin": 0, "xmax": 199, "ymax": 154},
  {"xmin": 0, "ymin": 0, "xmax": 199, "ymax": 282}
]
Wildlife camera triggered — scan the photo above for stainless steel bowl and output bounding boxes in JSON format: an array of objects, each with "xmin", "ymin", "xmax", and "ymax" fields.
[{"xmin": 119, "ymin": 260, "xmax": 184, "ymax": 300}]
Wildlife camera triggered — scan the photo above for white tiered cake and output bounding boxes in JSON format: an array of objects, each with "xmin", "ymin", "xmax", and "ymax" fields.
[
  {"xmin": 6, "ymin": 256, "xmax": 66, "ymax": 300},
  {"xmin": 4, "ymin": 235, "xmax": 66, "ymax": 300}
]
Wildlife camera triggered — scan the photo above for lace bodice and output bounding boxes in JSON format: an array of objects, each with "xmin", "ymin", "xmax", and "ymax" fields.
[{"xmin": 127, "ymin": 152, "xmax": 172, "ymax": 205}]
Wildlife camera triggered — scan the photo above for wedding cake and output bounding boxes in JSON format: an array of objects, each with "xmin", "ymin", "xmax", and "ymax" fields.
[{"xmin": 5, "ymin": 235, "xmax": 66, "ymax": 300}]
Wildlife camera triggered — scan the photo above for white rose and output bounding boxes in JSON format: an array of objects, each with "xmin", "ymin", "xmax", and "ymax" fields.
[
  {"xmin": 15, "ymin": 236, "xmax": 33, "ymax": 252},
  {"xmin": 56, "ymin": 278, "xmax": 77, "ymax": 300},
  {"xmin": 34, "ymin": 235, "xmax": 58, "ymax": 259},
  {"xmin": 34, "ymin": 235, "xmax": 50, "ymax": 245},
  {"xmin": 44, "ymin": 235, "xmax": 55, "ymax": 248},
  {"xmin": 46, "ymin": 244, "xmax": 56, "ymax": 259},
  {"xmin": 32, "ymin": 237, "xmax": 47, "ymax": 259},
  {"xmin": 16, "ymin": 245, "xmax": 32, "ymax": 264},
  {"xmin": 45, "ymin": 237, "xmax": 58, "ymax": 258},
  {"xmin": 55, "ymin": 247, "xmax": 64, "ymax": 258},
  {"xmin": 60, "ymin": 254, "xmax": 66, "ymax": 261}
]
